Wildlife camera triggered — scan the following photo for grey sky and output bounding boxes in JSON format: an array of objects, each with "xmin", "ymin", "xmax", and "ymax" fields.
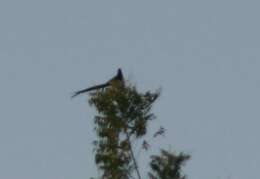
[{"xmin": 0, "ymin": 1, "xmax": 259, "ymax": 179}]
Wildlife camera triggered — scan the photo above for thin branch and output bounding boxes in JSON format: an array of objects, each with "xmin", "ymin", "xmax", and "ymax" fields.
[{"xmin": 126, "ymin": 132, "xmax": 142, "ymax": 179}]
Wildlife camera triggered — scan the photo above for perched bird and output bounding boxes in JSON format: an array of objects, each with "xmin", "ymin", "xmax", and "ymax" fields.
[{"xmin": 72, "ymin": 68, "xmax": 124, "ymax": 98}]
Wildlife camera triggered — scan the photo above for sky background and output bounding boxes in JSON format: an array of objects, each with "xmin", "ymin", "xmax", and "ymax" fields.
[{"xmin": 0, "ymin": 1, "xmax": 259, "ymax": 179}]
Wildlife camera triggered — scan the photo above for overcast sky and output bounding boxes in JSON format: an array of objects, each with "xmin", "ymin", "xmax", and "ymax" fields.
[{"xmin": 0, "ymin": 1, "xmax": 259, "ymax": 179}]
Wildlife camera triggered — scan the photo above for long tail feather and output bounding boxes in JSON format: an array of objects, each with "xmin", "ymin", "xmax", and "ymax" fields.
[{"xmin": 71, "ymin": 83, "xmax": 109, "ymax": 98}]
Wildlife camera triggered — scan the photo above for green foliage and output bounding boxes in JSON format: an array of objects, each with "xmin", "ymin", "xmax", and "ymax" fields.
[
  {"xmin": 148, "ymin": 150, "xmax": 190, "ymax": 179},
  {"xmin": 88, "ymin": 82, "xmax": 159, "ymax": 179},
  {"xmin": 87, "ymin": 81, "xmax": 190, "ymax": 179}
]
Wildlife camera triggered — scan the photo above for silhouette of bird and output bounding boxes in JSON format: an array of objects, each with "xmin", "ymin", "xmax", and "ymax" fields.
[{"xmin": 72, "ymin": 68, "xmax": 124, "ymax": 98}]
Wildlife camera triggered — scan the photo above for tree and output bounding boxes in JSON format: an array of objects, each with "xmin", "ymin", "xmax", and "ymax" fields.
[
  {"xmin": 149, "ymin": 150, "xmax": 190, "ymax": 179},
  {"xmin": 87, "ymin": 81, "xmax": 190, "ymax": 179}
]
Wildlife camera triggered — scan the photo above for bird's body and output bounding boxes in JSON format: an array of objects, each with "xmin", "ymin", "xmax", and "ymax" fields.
[{"xmin": 72, "ymin": 68, "xmax": 124, "ymax": 98}]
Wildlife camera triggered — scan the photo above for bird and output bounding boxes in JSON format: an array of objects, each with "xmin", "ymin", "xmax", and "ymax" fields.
[{"xmin": 72, "ymin": 68, "xmax": 124, "ymax": 98}]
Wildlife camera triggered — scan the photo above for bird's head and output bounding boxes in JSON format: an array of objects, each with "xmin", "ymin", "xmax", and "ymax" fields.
[{"xmin": 117, "ymin": 68, "xmax": 123, "ymax": 80}]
